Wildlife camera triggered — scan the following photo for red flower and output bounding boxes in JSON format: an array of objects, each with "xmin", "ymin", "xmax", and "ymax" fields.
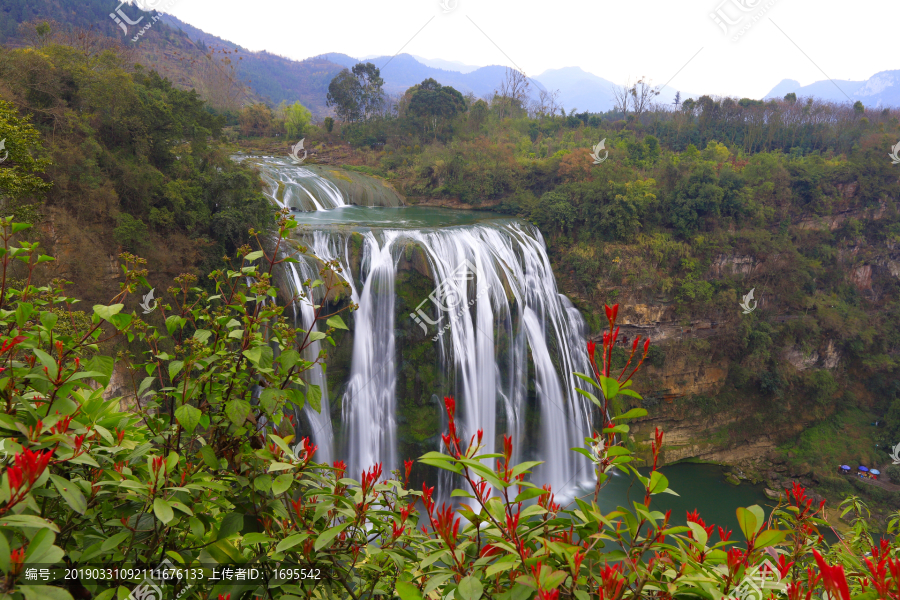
[
  {"xmin": 0, "ymin": 336, "xmax": 26, "ymax": 354},
  {"xmin": 13, "ymin": 448, "xmax": 52, "ymax": 488},
  {"xmin": 604, "ymin": 304, "xmax": 619, "ymax": 326},
  {"xmin": 686, "ymin": 509, "xmax": 714, "ymax": 539},
  {"xmin": 403, "ymin": 459, "xmax": 413, "ymax": 485},
  {"xmin": 813, "ymin": 550, "xmax": 850, "ymax": 600},
  {"xmin": 9, "ymin": 547, "xmax": 25, "ymax": 577}
]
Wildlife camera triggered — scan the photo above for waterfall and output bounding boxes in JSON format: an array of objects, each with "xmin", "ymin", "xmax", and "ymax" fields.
[
  {"xmin": 260, "ymin": 160, "xmax": 345, "ymax": 211},
  {"xmin": 341, "ymin": 232, "xmax": 399, "ymax": 477},
  {"xmin": 256, "ymin": 160, "xmax": 595, "ymax": 498}
]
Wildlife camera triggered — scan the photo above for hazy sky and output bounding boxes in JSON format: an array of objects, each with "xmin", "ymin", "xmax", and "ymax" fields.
[{"xmin": 161, "ymin": 0, "xmax": 895, "ymax": 98}]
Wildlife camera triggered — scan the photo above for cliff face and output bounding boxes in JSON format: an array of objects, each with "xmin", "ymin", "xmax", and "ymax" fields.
[{"xmin": 558, "ymin": 188, "xmax": 900, "ymax": 473}]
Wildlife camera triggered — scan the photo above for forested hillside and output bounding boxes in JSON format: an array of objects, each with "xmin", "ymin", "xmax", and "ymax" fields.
[
  {"xmin": 298, "ymin": 74, "xmax": 900, "ymax": 511},
  {"xmin": 0, "ymin": 0, "xmax": 346, "ymax": 113}
]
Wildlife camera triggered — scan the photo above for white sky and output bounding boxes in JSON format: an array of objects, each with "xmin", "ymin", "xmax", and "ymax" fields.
[{"xmin": 162, "ymin": 0, "xmax": 897, "ymax": 98}]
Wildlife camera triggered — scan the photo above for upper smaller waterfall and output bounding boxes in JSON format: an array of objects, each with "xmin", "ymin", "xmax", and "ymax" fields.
[{"xmin": 242, "ymin": 156, "xmax": 405, "ymax": 211}]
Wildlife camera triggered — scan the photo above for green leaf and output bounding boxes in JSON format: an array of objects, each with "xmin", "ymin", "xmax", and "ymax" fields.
[
  {"xmin": 101, "ymin": 531, "xmax": 131, "ymax": 552},
  {"xmin": 32, "ymin": 349, "xmax": 58, "ymax": 381},
  {"xmin": 225, "ymin": 399, "xmax": 251, "ymax": 426},
  {"xmin": 754, "ymin": 528, "xmax": 787, "ymax": 548},
  {"xmin": 200, "ymin": 445, "xmax": 218, "ymax": 470},
  {"xmin": 272, "ymin": 473, "xmax": 293, "ymax": 495},
  {"xmin": 395, "ymin": 581, "xmax": 424, "ymax": 600},
  {"xmin": 687, "ymin": 521, "xmax": 708, "ymax": 546},
  {"xmin": 279, "ymin": 349, "xmax": 302, "ymax": 370},
  {"xmin": 314, "ymin": 523, "xmax": 350, "ymax": 551},
  {"xmin": 217, "ymin": 513, "xmax": 244, "ymax": 540},
  {"xmin": 286, "ymin": 387, "xmax": 305, "ymax": 411},
  {"xmin": 242, "ymin": 345, "xmax": 274, "ymax": 370},
  {"xmin": 275, "ymin": 532, "xmax": 307, "ymax": 553},
  {"xmin": 168, "ymin": 360, "xmax": 184, "ymax": 380},
  {"xmin": 175, "ymin": 404, "xmax": 202, "ymax": 434},
  {"xmin": 93, "ymin": 304, "xmax": 124, "ymax": 322},
  {"xmin": 457, "ymin": 576, "xmax": 484, "ymax": 600},
  {"xmin": 326, "ymin": 315, "xmax": 349, "ymax": 330},
  {"xmin": 84, "ymin": 355, "xmax": 114, "ymax": 387},
  {"xmin": 49, "ymin": 474, "xmax": 87, "ymax": 515},
  {"xmin": 39, "ymin": 311, "xmax": 58, "ymax": 330},
  {"xmin": 648, "ymin": 471, "xmax": 669, "ymax": 494},
  {"xmin": 267, "ymin": 462, "xmax": 295, "ymax": 472},
  {"xmin": 514, "ymin": 487, "xmax": 550, "ymax": 503},
  {"xmin": 242, "ymin": 532, "xmax": 275, "ymax": 545},
  {"xmin": 613, "ymin": 407, "xmax": 648, "ymax": 420},
  {"xmin": 153, "ymin": 498, "xmax": 175, "ymax": 523},
  {"xmin": 306, "ymin": 384, "xmax": 322, "ymax": 413},
  {"xmin": 736, "ymin": 506, "xmax": 759, "ymax": 541},
  {"xmin": 153, "ymin": 498, "xmax": 174, "ymax": 524},
  {"xmin": 747, "ymin": 505, "xmax": 765, "ymax": 533},
  {"xmin": 245, "ymin": 250, "xmax": 265, "ymax": 261},
  {"xmin": 260, "ymin": 388, "xmax": 286, "ymax": 416},
  {"xmin": 193, "ymin": 329, "xmax": 212, "ymax": 344},
  {"xmin": 254, "ymin": 475, "xmax": 272, "ymax": 493}
]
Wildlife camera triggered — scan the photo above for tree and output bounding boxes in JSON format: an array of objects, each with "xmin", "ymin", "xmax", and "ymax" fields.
[
  {"xmin": 326, "ymin": 62, "xmax": 385, "ymax": 123},
  {"xmin": 0, "ymin": 99, "xmax": 52, "ymax": 204},
  {"xmin": 239, "ymin": 103, "xmax": 276, "ymax": 136},
  {"xmin": 784, "ymin": 92, "xmax": 797, "ymax": 104},
  {"xmin": 611, "ymin": 79, "xmax": 632, "ymax": 117},
  {"xmin": 630, "ymin": 76, "xmax": 660, "ymax": 120},
  {"xmin": 407, "ymin": 78, "xmax": 466, "ymax": 140},
  {"xmin": 533, "ymin": 88, "xmax": 563, "ymax": 119},
  {"xmin": 494, "ymin": 67, "xmax": 530, "ymax": 119},
  {"xmin": 853, "ymin": 100, "xmax": 865, "ymax": 114},
  {"xmin": 324, "ymin": 117, "xmax": 334, "ymax": 132},
  {"xmin": 282, "ymin": 101, "xmax": 312, "ymax": 139},
  {"xmin": 351, "ymin": 62, "xmax": 385, "ymax": 120},
  {"xmin": 326, "ymin": 69, "xmax": 362, "ymax": 123},
  {"xmin": 469, "ymin": 99, "xmax": 489, "ymax": 129}
]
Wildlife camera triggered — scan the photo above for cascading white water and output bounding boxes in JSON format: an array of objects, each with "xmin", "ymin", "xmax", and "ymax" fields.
[
  {"xmin": 285, "ymin": 261, "xmax": 335, "ymax": 465},
  {"xmin": 260, "ymin": 160, "xmax": 345, "ymax": 211},
  {"xmin": 341, "ymin": 232, "xmax": 399, "ymax": 477},
  {"xmin": 257, "ymin": 160, "xmax": 596, "ymax": 497}
]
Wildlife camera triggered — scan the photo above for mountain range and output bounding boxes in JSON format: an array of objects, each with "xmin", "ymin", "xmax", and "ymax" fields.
[
  {"xmin": 764, "ymin": 71, "xmax": 900, "ymax": 108},
  {"xmin": 1, "ymin": 0, "xmax": 896, "ymax": 115}
]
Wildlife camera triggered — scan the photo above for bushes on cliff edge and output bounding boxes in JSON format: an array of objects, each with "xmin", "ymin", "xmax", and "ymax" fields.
[{"xmin": 0, "ymin": 216, "xmax": 896, "ymax": 600}]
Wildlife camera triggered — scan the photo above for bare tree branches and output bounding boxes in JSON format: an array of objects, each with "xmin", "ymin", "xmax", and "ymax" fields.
[{"xmin": 494, "ymin": 67, "xmax": 530, "ymax": 119}]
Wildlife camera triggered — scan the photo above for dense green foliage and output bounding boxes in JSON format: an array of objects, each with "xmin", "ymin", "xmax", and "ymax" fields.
[
  {"xmin": 0, "ymin": 36, "xmax": 274, "ymax": 297},
  {"xmin": 323, "ymin": 71, "xmax": 900, "ymax": 502},
  {"xmin": 0, "ymin": 218, "xmax": 897, "ymax": 600}
]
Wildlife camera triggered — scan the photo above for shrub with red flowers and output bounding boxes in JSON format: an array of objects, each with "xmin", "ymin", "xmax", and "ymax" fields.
[{"xmin": 0, "ymin": 215, "xmax": 898, "ymax": 600}]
